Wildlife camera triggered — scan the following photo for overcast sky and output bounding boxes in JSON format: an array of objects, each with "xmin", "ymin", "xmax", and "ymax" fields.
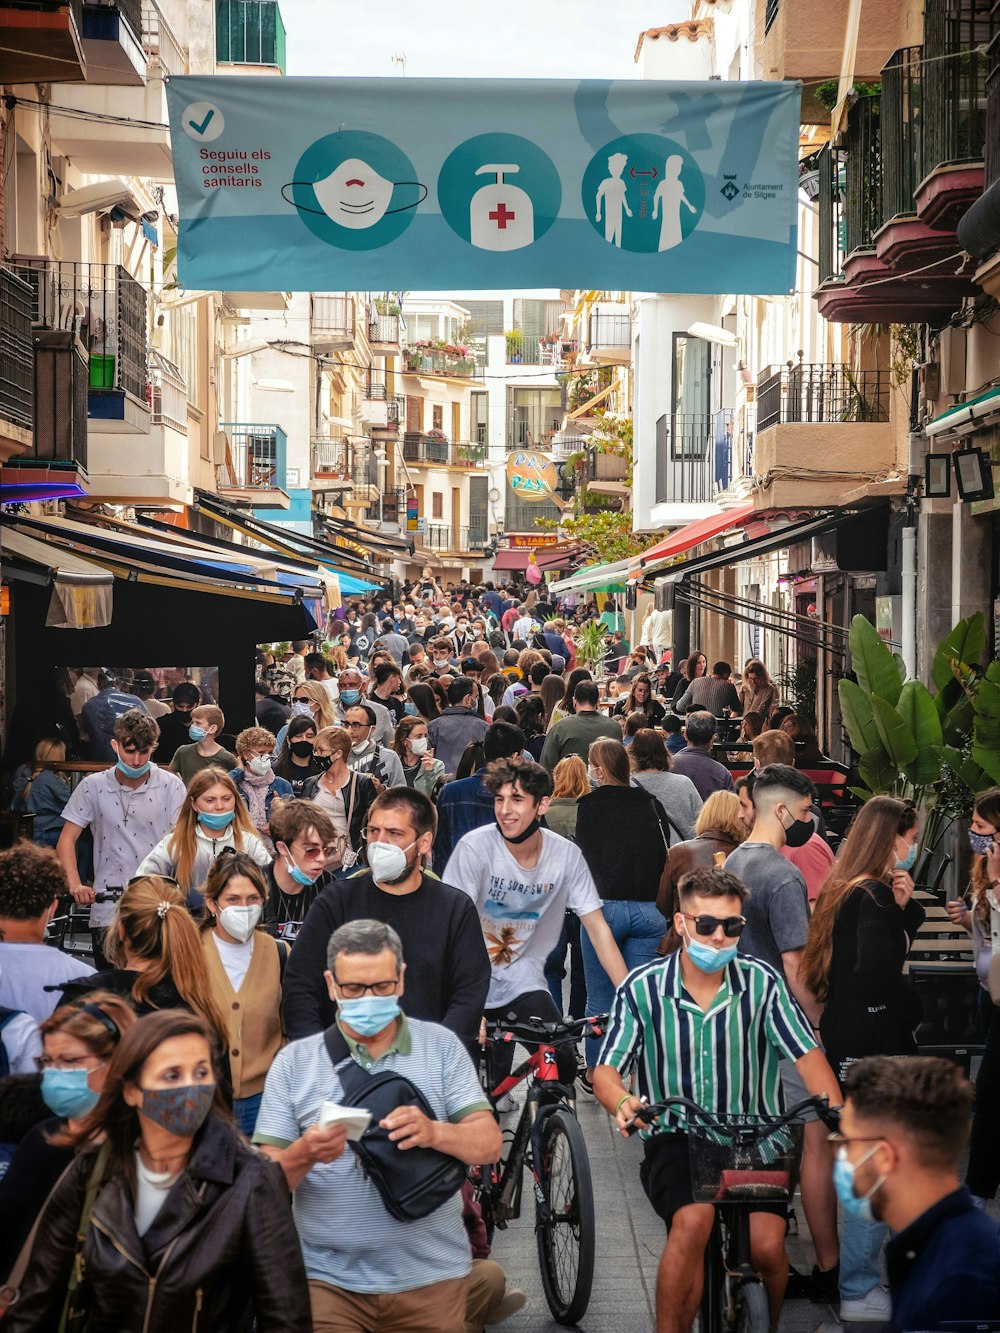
[{"xmin": 286, "ymin": 1, "xmax": 690, "ymax": 80}]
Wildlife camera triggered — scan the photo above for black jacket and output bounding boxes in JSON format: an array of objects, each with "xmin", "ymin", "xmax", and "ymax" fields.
[
  {"xmin": 300, "ymin": 768, "xmax": 377, "ymax": 855},
  {"xmin": 281, "ymin": 870, "xmax": 490, "ymax": 1048},
  {"xmin": 575, "ymin": 785, "xmax": 671, "ymax": 903},
  {"xmin": 3, "ymin": 1113, "xmax": 310, "ymax": 1333}
]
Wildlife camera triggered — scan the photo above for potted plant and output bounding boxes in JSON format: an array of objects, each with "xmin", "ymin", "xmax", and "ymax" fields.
[
  {"xmin": 505, "ymin": 330, "xmax": 523, "ymax": 363},
  {"xmin": 575, "ymin": 620, "xmax": 607, "ymax": 677}
]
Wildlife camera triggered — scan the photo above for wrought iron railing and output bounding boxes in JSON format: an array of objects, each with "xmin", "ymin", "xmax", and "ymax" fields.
[
  {"xmin": 0, "ymin": 266, "xmax": 34, "ymax": 431},
  {"xmin": 415, "ymin": 524, "xmax": 489, "ymax": 552},
  {"xmin": 149, "ymin": 350, "xmax": 186, "ymax": 431},
  {"xmin": 923, "ymin": 0, "xmax": 995, "ymax": 170},
  {"xmin": 817, "ymin": 143, "xmax": 847, "ymax": 283},
  {"xmin": 845, "ymin": 95, "xmax": 882, "ymax": 254},
  {"xmin": 364, "ymin": 486, "xmax": 407, "ymax": 525},
  {"xmin": 403, "ymin": 346, "xmax": 480, "ymax": 378},
  {"xmin": 142, "ymin": 0, "xmax": 187, "ymax": 73},
  {"xmin": 217, "ymin": 422, "xmax": 287, "ymax": 491},
  {"xmin": 764, "ymin": 0, "xmax": 780, "ymax": 36},
  {"xmin": 364, "ymin": 369, "xmax": 387, "ymax": 400},
  {"xmin": 369, "ymin": 312, "xmax": 401, "ymax": 346},
  {"xmin": 588, "ymin": 312, "xmax": 631, "ymax": 350},
  {"xmin": 756, "ymin": 364, "xmax": 889, "ymax": 431},
  {"xmin": 881, "ymin": 47, "xmax": 923, "ymax": 220},
  {"xmin": 505, "ymin": 496, "xmax": 562, "ymax": 533},
  {"xmin": 386, "ymin": 394, "xmax": 405, "ymax": 425},
  {"xmin": 654, "ymin": 410, "xmax": 734, "ymax": 505},
  {"xmin": 311, "ymin": 293, "xmax": 355, "ymax": 342},
  {"xmin": 402, "ymin": 434, "xmax": 488, "ymax": 467},
  {"xmin": 12, "ymin": 257, "xmax": 148, "ymax": 401},
  {"xmin": 583, "ymin": 450, "xmax": 628, "ymax": 483}
]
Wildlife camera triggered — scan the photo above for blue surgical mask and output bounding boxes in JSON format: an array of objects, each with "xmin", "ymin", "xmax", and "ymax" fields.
[
  {"xmin": 41, "ymin": 1066, "xmax": 102, "ymax": 1119},
  {"xmin": 292, "ymin": 702, "xmax": 313, "ymax": 718},
  {"xmin": 683, "ymin": 926, "xmax": 738, "ymax": 974},
  {"xmin": 969, "ymin": 830, "xmax": 995, "ymax": 856},
  {"xmin": 337, "ymin": 994, "xmax": 401, "ymax": 1036},
  {"xmin": 116, "ymin": 757, "xmax": 151, "ymax": 780},
  {"xmin": 188, "ymin": 725, "xmax": 208, "ymax": 742},
  {"xmin": 832, "ymin": 1146, "xmax": 885, "ymax": 1222},
  {"xmin": 339, "ymin": 689, "xmax": 361, "ymax": 707},
  {"xmin": 403, "ymin": 701, "xmax": 419, "ymax": 717},
  {"xmin": 198, "ymin": 809, "xmax": 236, "ymax": 830},
  {"xmin": 284, "ymin": 850, "xmax": 317, "ymax": 886},
  {"xmin": 895, "ymin": 843, "xmax": 918, "ymax": 872}
]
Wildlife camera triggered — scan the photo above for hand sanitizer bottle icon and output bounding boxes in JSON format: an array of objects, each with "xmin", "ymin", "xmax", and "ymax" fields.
[{"xmin": 470, "ymin": 164, "xmax": 535, "ymax": 251}]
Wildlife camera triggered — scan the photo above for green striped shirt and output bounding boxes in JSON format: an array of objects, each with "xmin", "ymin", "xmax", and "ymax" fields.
[{"xmin": 597, "ymin": 953, "xmax": 815, "ymax": 1136}]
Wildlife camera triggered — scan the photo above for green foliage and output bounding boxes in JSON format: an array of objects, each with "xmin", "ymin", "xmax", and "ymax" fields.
[
  {"xmin": 776, "ymin": 657, "xmax": 817, "ymax": 719},
  {"xmin": 574, "ymin": 620, "xmax": 607, "ymax": 674},
  {"xmin": 849, "ymin": 615, "xmax": 902, "ymax": 705},
  {"xmin": 535, "ymin": 510, "xmax": 646, "ymax": 563}
]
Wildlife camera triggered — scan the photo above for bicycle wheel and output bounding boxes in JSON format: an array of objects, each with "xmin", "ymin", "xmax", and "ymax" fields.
[
  {"xmin": 535, "ymin": 1108, "xmax": 595, "ymax": 1326},
  {"xmin": 733, "ymin": 1278, "xmax": 769, "ymax": 1333}
]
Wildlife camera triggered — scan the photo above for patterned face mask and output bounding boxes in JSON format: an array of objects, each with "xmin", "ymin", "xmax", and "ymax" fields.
[{"xmin": 138, "ymin": 1082, "xmax": 214, "ymax": 1137}]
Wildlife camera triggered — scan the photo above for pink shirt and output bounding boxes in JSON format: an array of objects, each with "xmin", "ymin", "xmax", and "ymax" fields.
[{"xmin": 782, "ymin": 834, "xmax": 835, "ymax": 902}]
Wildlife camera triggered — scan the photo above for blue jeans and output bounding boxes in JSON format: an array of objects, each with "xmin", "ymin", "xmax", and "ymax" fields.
[
  {"xmin": 544, "ymin": 911, "xmax": 587, "ymax": 1018},
  {"xmin": 580, "ymin": 899, "xmax": 667, "ymax": 1067},
  {"xmin": 839, "ymin": 1213, "xmax": 886, "ymax": 1300},
  {"xmin": 234, "ymin": 1092, "xmax": 264, "ymax": 1136}
]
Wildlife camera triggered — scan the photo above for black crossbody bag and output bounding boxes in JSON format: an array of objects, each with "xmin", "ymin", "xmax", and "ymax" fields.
[{"xmin": 322, "ymin": 1025, "xmax": 466, "ymax": 1222}]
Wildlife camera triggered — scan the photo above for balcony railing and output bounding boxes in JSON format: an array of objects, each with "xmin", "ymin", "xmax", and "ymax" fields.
[
  {"xmin": 149, "ymin": 350, "xmax": 186, "ymax": 432},
  {"xmin": 987, "ymin": 59, "xmax": 1000, "ymax": 191},
  {"xmin": 817, "ymin": 143, "xmax": 847, "ymax": 284},
  {"xmin": 142, "ymin": 0, "xmax": 187, "ymax": 73},
  {"xmin": 923, "ymin": 0, "xmax": 995, "ymax": 171},
  {"xmin": 846, "ymin": 95, "xmax": 882, "ymax": 254},
  {"xmin": 217, "ymin": 423, "xmax": 287, "ymax": 491},
  {"xmin": 764, "ymin": 0, "xmax": 780, "ymax": 35},
  {"xmin": 216, "ymin": 0, "xmax": 286, "ymax": 71},
  {"xmin": 416, "ymin": 524, "xmax": 489, "ymax": 552},
  {"xmin": 588, "ymin": 312, "xmax": 631, "ymax": 350},
  {"xmin": 12, "ymin": 258, "xmax": 148, "ymax": 401},
  {"xmin": 403, "ymin": 346, "xmax": 480, "ymax": 378},
  {"xmin": 756, "ymin": 364, "xmax": 889, "ymax": 431},
  {"xmin": 583, "ymin": 450, "xmax": 628, "ymax": 484},
  {"xmin": 369, "ymin": 312, "xmax": 401, "ymax": 346},
  {"xmin": 364, "ymin": 369, "xmax": 387, "ymax": 400},
  {"xmin": 882, "ymin": 47, "xmax": 923, "ymax": 220},
  {"xmin": 386, "ymin": 394, "xmax": 405, "ymax": 426},
  {"xmin": 655, "ymin": 411, "xmax": 734, "ymax": 505},
  {"xmin": 505, "ymin": 496, "xmax": 562, "ymax": 533},
  {"xmin": 312, "ymin": 293, "xmax": 355, "ymax": 343},
  {"xmin": 364, "ymin": 486, "xmax": 407, "ymax": 525},
  {"xmin": 402, "ymin": 434, "xmax": 489, "ymax": 468},
  {"xmin": 0, "ymin": 266, "xmax": 34, "ymax": 431},
  {"xmin": 114, "ymin": 0, "xmax": 143, "ymax": 42}
]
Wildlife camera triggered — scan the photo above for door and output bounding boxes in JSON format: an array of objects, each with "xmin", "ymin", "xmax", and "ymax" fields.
[
  {"xmin": 451, "ymin": 401, "xmax": 461, "ymax": 442},
  {"xmin": 406, "ymin": 395, "xmax": 423, "ymax": 433},
  {"xmin": 451, "ymin": 486, "xmax": 461, "ymax": 549}
]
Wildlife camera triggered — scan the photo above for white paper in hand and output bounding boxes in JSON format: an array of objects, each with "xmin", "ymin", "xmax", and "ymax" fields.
[{"xmin": 319, "ymin": 1101, "xmax": 372, "ymax": 1142}]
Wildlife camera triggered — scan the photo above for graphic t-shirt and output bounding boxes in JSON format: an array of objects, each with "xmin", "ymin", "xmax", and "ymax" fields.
[{"xmin": 444, "ymin": 825, "xmax": 602, "ymax": 1006}]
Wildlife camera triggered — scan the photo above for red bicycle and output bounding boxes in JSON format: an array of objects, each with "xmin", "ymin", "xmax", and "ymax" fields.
[{"xmin": 470, "ymin": 1012, "xmax": 608, "ymax": 1326}]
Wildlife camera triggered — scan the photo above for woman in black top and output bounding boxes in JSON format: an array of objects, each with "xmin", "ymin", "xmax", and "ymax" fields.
[
  {"xmin": 272, "ymin": 716, "xmax": 323, "ymax": 796},
  {"xmin": 574, "ymin": 738, "xmax": 671, "ymax": 1083},
  {"xmin": 612, "ymin": 672, "xmax": 666, "ymax": 727}
]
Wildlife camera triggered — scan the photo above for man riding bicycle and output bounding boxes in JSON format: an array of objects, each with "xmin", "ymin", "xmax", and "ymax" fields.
[{"xmin": 594, "ymin": 867, "xmax": 841, "ymax": 1333}]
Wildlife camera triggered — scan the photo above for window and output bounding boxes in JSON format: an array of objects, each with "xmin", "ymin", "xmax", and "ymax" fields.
[
  {"xmin": 432, "ymin": 491, "xmax": 443, "ymax": 518},
  {"xmin": 671, "ymin": 333, "xmax": 711, "ymax": 459},
  {"xmin": 406, "ymin": 395, "xmax": 423, "ymax": 433},
  {"xmin": 471, "ymin": 392, "xmax": 488, "ymax": 444},
  {"xmin": 432, "ymin": 403, "xmax": 443, "ymax": 431},
  {"xmin": 164, "ymin": 301, "xmax": 202, "ymax": 412}
]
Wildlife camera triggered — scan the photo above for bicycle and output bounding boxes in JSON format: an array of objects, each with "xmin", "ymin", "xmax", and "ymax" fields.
[
  {"xmin": 48, "ymin": 889, "xmax": 123, "ymax": 961},
  {"xmin": 471, "ymin": 1012, "xmax": 608, "ymax": 1327},
  {"xmin": 629, "ymin": 1094, "xmax": 836, "ymax": 1333}
]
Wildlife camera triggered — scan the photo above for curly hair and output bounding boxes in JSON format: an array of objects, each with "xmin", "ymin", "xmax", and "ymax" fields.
[
  {"xmin": 0, "ymin": 843, "xmax": 69, "ymax": 919},
  {"xmin": 482, "ymin": 756, "xmax": 553, "ymax": 801},
  {"xmin": 113, "ymin": 708, "xmax": 159, "ymax": 751},
  {"xmin": 234, "ymin": 726, "xmax": 277, "ymax": 760}
]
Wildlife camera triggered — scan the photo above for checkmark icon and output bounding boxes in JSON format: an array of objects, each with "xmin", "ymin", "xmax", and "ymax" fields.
[{"xmin": 188, "ymin": 108, "xmax": 215, "ymax": 135}]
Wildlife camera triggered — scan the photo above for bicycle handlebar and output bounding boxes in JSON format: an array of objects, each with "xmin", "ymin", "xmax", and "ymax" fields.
[
  {"xmin": 484, "ymin": 1013, "xmax": 609, "ymax": 1045},
  {"xmin": 626, "ymin": 1094, "xmax": 840, "ymax": 1134}
]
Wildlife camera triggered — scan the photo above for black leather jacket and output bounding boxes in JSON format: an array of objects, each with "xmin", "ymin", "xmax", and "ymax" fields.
[{"xmin": 4, "ymin": 1113, "xmax": 310, "ymax": 1333}]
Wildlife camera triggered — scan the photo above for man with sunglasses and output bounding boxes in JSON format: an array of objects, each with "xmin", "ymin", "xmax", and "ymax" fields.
[{"xmin": 594, "ymin": 867, "xmax": 841, "ymax": 1333}]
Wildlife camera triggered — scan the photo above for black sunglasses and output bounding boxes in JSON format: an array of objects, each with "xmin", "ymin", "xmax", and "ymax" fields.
[{"xmin": 682, "ymin": 912, "xmax": 746, "ymax": 938}]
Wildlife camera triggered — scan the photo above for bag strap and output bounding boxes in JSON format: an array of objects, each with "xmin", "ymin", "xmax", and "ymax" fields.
[
  {"xmin": 345, "ymin": 773, "xmax": 358, "ymax": 831},
  {"xmin": 322, "ymin": 1023, "xmax": 372, "ymax": 1102}
]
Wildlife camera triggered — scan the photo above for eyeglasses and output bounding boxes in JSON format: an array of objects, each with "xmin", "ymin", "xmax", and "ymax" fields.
[
  {"xmin": 332, "ymin": 975, "xmax": 400, "ymax": 999},
  {"xmin": 344, "ymin": 721, "xmax": 371, "ymax": 731},
  {"xmin": 827, "ymin": 1133, "xmax": 882, "ymax": 1148},
  {"xmin": 681, "ymin": 912, "xmax": 746, "ymax": 938}
]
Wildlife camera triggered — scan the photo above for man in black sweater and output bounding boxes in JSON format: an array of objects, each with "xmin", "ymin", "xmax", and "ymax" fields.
[{"xmin": 281, "ymin": 787, "xmax": 489, "ymax": 1051}]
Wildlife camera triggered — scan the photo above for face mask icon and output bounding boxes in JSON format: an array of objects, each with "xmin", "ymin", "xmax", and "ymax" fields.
[
  {"xmin": 470, "ymin": 164, "xmax": 534, "ymax": 251},
  {"xmin": 283, "ymin": 155, "xmax": 426, "ymax": 229}
]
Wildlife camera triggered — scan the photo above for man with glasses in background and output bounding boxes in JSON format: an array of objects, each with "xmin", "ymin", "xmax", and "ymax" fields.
[
  {"xmin": 344, "ymin": 703, "xmax": 406, "ymax": 791},
  {"xmin": 594, "ymin": 866, "xmax": 841, "ymax": 1333}
]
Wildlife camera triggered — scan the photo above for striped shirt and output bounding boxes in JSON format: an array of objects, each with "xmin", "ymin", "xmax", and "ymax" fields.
[
  {"xmin": 254, "ymin": 1015, "xmax": 489, "ymax": 1293},
  {"xmin": 597, "ymin": 952, "xmax": 815, "ymax": 1136}
]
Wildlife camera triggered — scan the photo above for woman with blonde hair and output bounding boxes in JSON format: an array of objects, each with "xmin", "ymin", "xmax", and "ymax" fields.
[
  {"xmin": 546, "ymin": 754, "xmax": 591, "ymax": 840},
  {"xmin": 655, "ymin": 790, "xmax": 748, "ymax": 927},
  {"xmin": 738, "ymin": 658, "xmax": 776, "ymax": 719},
  {"xmin": 273, "ymin": 680, "xmax": 336, "ymax": 754},
  {"xmin": 199, "ymin": 852, "xmax": 286, "ymax": 1134},
  {"xmin": 135, "ymin": 769, "xmax": 269, "ymax": 911},
  {"xmin": 10, "ymin": 737, "xmax": 72, "ymax": 849},
  {"xmin": 61, "ymin": 877, "xmax": 230, "ymax": 1048}
]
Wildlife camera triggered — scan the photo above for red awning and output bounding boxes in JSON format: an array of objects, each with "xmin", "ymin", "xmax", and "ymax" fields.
[
  {"xmin": 492, "ymin": 544, "xmax": 582, "ymax": 573},
  {"xmin": 630, "ymin": 503, "xmax": 755, "ymax": 575}
]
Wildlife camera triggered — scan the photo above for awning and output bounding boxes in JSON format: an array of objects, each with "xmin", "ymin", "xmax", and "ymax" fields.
[
  {"xmin": 2, "ymin": 527, "xmax": 114, "ymax": 628},
  {"xmin": 630, "ymin": 503, "xmax": 755, "ymax": 576},
  {"xmin": 547, "ymin": 555, "xmax": 636, "ymax": 596},
  {"xmin": 924, "ymin": 386, "xmax": 1000, "ymax": 439},
  {"xmin": 492, "ymin": 544, "xmax": 584, "ymax": 573}
]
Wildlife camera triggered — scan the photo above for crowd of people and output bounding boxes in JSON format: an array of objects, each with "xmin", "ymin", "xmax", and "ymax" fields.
[{"xmin": 0, "ymin": 571, "xmax": 998, "ymax": 1332}]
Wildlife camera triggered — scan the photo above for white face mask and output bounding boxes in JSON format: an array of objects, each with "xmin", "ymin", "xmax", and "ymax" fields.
[
  {"xmin": 218, "ymin": 904, "xmax": 261, "ymax": 943},
  {"xmin": 352, "ymin": 739, "xmax": 372, "ymax": 754},
  {"xmin": 368, "ymin": 840, "xmax": 415, "ymax": 884},
  {"xmin": 432, "ymin": 658, "xmax": 451, "ymax": 669},
  {"xmin": 248, "ymin": 755, "xmax": 272, "ymax": 778},
  {"xmin": 312, "ymin": 157, "xmax": 395, "ymax": 230},
  {"xmin": 410, "ymin": 738, "xmax": 429, "ymax": 756}
]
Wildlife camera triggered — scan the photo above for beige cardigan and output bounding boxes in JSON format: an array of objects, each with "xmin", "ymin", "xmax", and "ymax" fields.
[{"xmin": 202, "ymin": 929, "xmax": 285, "ymax": 1099}]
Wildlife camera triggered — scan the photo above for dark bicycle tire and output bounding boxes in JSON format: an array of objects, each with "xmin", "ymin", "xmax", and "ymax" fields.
[
  {"xmin": 535, "ymin": 1108, "xmax": 595, "ymax": 1326},
  {"xmin": 733, "ymin": 1277, "xmax": 769, "ymax": 1333}
]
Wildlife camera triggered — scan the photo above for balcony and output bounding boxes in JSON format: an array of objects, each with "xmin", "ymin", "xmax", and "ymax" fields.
[
  {"xmin": 311, "ymin": 294, "xmax": 355, "ymax": 351},
  {"xmin": 369, "ymin": 310, "xmax": 402, "ymax": 353},
  {"xmin": 364, "ymin": 485, "xmax": 407, "ymax": 529},
  {"xmin": 87, "ymin": 353, "xmax": 188, "ymax": 504},
  {"xmin": 79, "ymin": 0, "xmax": 146, "ymax": 84},
  {"xmin": 958, "ymin": 28, "xmax": 1000, "ymax": 293},
  {"xmin": 0, "ymin": 0, "xmax": 86, "ymax": 83},
  {"xmin": 652, "ymin": 410, "xmax": 735, "ymax": 519},
  {"xmin": 48, "ymin": 46, "xmax": 171, "ymax": 176},
  {"xmin": 142, "ymin": 0, "xmax": 185, "ymax": 72},
  {"xmin": 216, "ymin": 0, "xmax": 286, "ymax": 73},
  {"xmin": 586, "ymin": 306, "xmax": 632, "ymax": 364},
  {"xmin": 0, "ymin": 267, "xmax": 34, "ymax": 464},
  {"xmin": 401, "ymin": 434, "xmax": 488, "ymax": 469},
  {"xmin": 403, "ymin": 344, "xmax": 481, "ymax": 379},
  {"xmin": 753, "ymin": 365, "xmax": 892, "ymax": 508},
  {"xmin": 13, "ymin": 258, "xmax": 150, "ymax": 431},
  {"xmin": 310, "ymin": 438, "xmax": 377, "ymax": 496},
  {"xmin": 216, "ymin": 423, "xmax": 289, "ymax": 509},
  {"xmin": 416, "ymin": 524, "xmax": 489, "ymax": 554}
]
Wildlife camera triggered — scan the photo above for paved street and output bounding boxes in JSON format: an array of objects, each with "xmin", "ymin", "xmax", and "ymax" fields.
[{"xmin": 487, "ymin": 1083, "xmax": 870, "ymax": 1333}]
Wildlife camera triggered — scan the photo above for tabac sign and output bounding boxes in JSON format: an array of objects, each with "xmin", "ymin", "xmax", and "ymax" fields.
[{"xmin": 165, "ymin": 77, "xmax": 800, "ymax": 293}]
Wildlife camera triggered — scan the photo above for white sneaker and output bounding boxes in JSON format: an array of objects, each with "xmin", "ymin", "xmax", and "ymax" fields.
[
  {"xmin": 495, "ymin": 1092, "xmax": 518, "ymax": 1113},
  {"xmin": 840, "ymin": 1284, "xmax": 891, "ymax": 1323}
]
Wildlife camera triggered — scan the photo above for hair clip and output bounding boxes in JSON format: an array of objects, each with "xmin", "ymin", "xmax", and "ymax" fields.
[{"xmin": 156, "ymin": 901, "xmax": 172, "ymax": 920}]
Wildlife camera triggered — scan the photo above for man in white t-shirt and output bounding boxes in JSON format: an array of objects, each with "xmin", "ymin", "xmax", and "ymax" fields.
[
  {"xmin": 444, "ymin": 757, "xmax": 627, "ymax": 1090},
  {"xmin": 0, "ymin": 843, "xmax": 93, "ymax": 1021}
]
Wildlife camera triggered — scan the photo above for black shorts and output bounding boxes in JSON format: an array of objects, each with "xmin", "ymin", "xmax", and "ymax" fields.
[{"xmin": 639, "ymin": 1134, "xmax": 788, "ymax": 1227}]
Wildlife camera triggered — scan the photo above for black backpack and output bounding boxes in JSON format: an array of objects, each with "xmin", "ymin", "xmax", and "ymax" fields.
[{"xmin": 322, "ymin": 1025, "xmax": 466, "ymax": 1222}]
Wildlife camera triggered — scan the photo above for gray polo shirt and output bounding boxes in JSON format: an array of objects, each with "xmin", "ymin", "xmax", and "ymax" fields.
[{"xmin": 726, "ymin": 840, "xmax": 810, "ymax": 973}]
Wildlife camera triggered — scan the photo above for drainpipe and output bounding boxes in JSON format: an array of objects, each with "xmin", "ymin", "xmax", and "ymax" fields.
[{"xmin": 901, "ymin": 429, "xmax": 923, "ymax": 681}]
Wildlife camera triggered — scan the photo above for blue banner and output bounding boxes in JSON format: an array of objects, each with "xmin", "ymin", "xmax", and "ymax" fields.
[{"xmin": 166, "ymin": 77, "xmax": 800, "ymax": 294}]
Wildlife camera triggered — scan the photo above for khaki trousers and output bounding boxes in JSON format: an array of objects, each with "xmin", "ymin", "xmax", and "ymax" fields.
[{"xmin": 309, "ymin": 1275, "xmax": 469, "ymax": 1333}]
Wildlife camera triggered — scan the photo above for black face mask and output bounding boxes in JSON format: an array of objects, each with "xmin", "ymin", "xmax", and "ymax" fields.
[
  {"xmin": 782, "ymin": 812, "xmax": 815, "ymax": 848},
  {"xmin": 496, "ymin": 817, "xmax": 541, "ymax": 845},
  {"xmin": 290, "ymin": 740, "xmax": 314, "ymax": 759},
  {"xmin": 313, "ymin": 754, "xmax": 333, "ymax": 772}
]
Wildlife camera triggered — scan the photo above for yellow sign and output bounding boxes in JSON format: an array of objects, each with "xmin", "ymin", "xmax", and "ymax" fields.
[{"xmin": 506, "ymin": 450, "xmax": 557, "ymax": 503}]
